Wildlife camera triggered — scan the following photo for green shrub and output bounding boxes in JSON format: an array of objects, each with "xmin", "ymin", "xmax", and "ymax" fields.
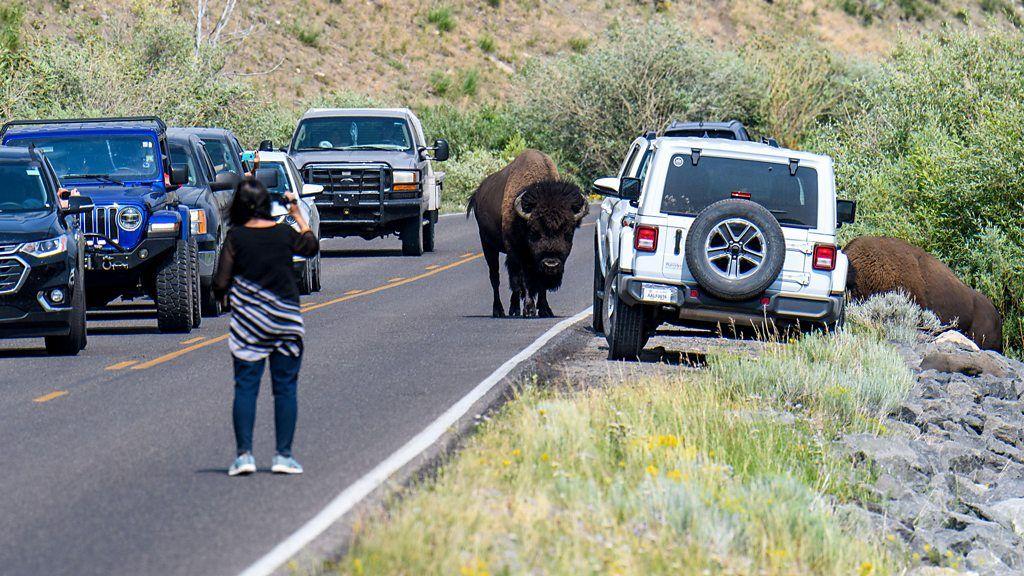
[
  {"xmin": 418, "ymin": 104, "xmax": 521, "ymax": 157},
  {"xmin": 477, "ymin": 34, "xmax": 495, "ymax": 53},
  {"xmin": 426, "ymin": 6, "xmax": 455, "ymax": 33},
  {"xmin": 459, "ymin": 68, "xmax": 479, "ymax": 97},
  {"xmin": 441, "ymin": 148, "xmax": 507, "ymax": 212},
  {"xmin": 810, "ymin": 28, "xmax": 1024, "ymax": 353},
  {"xmin": 296, "ymin": 27, "xmax": 321, "ymax": 47},
  {"xmin": 428, "ymin": 70, "xmax": 452, "ymax": 96},
  {"xmin": 567, "ymin": 36, "xmax": 590, "ymax": 53},
  {"xmin": 846, "ymin": 292, "xmax": 942, "ymax": 343},
  {"xmin": 0, "ymin": 1, "xmax": 22, "ymax": 67}
]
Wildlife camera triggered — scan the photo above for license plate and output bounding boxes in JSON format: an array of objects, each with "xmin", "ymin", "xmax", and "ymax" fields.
[
  {"xmin": 332, "ymin": 194, "xmax": 359, "ymax": 207},
  {"xmin": 642, "ymin": 284, "xmax": 675, "ymax": 303}
]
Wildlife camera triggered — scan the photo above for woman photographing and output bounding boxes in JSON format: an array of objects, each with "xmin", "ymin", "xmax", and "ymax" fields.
[{"xmin": 213, "ymin": 176, "xmax": 319, "ymax": 476}]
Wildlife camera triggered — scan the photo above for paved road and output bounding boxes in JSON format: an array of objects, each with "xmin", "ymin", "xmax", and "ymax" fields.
[{"xmin": 0, "ymin": 213, "xmax": 595, "ymax": 576}]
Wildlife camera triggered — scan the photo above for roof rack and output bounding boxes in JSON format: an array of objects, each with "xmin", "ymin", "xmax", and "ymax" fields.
[
  {"xmin": 662, "ymin": 120, "xmax": 751, "ymax": 142},
  {"xmin": 0, "ymin": 116, "xmax": 168, "ymax": 138}
]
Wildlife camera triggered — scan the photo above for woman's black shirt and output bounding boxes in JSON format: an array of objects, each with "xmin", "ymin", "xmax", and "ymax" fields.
[{"xmin": 213, "ymin": 224, "xmax": 319, "ymax": 303}]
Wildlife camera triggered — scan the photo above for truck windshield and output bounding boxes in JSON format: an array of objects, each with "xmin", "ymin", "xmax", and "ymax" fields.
[
  {"xmin": 201, "ymin": 137, "xmax": 240, "ymax": 174},
  {"xmin": 292, "ymin": 117, "xmax": 412, "ymax": 152},
  {"xmin": 660, "ymin": 154, "xmax": 819, "ymax": 228},
  {"xmin": 18, "ymin": 134, "xmax": 161, "ymax": 183},
  {"xmin": 0, "ymin": 162, "xmax": 52, "ymax": 213}
]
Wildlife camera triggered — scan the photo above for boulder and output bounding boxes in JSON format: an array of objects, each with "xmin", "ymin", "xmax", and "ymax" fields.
[
  {"xmin": 935, "ymin": 330, "xmax": 981, "ymax": 352},
  {"xmin": 920, "ymin": 349, "xmax": 1011, "ymax": 378},
  {"xmin": 987, "ymin": 499, "xmax": 1024, "ymax": 537}
]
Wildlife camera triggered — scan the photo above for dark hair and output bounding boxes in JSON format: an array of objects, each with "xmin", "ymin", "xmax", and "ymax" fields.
[{"xmin": 229, "ymin": 177, "xmax": 272, "ymax": 226}]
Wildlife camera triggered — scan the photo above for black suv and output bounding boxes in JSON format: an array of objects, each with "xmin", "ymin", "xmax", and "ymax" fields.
[{"xmin": 0, "ymin": 147, "xmax": 94, "ymax": 354}]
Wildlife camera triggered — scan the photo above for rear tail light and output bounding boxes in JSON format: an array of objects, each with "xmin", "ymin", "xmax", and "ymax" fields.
[
  {"xmin": 731, "ymin": 191, "xmax": 751, "ymax": 199},
  {"xmin": 812, "ymin": 244, "xmax": 837, "ymax": 271},
  {"xmin": 634, "ymin": 225, "xmax": 659, "ymax": 252}
]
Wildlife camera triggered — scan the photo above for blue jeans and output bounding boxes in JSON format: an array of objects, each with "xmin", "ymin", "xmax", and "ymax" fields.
[{"xmin": 233, "ymin": 351, "xmax": 302, "ymax": 457}]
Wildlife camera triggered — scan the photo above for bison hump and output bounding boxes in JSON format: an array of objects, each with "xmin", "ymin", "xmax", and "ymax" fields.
[{"xmin": 500, "ymin": 150, "xmax": 560, "ymax": 247}]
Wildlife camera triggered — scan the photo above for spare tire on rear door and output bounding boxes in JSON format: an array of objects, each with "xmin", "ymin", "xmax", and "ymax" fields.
[{"xmin": 684, "ymin": 198, "xmax": 786, "ymax": 301}]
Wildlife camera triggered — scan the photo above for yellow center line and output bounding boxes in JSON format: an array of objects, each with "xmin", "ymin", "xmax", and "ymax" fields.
[
  {"xmin": 425, "ymin": 264, "xmax": 439, "ymax": 270},
  {"xmin": 180, "ymin": 336, "xmax": 206, "ymax": 345},
  {"xmin": 125, "ymin": 252, "xmax": 483, "ymax": 371},
  {"xmin": 460, "ymin": 252, "xmax": 474, "ymax": 258},
  {"xmin": 34, "ymin": 390, "xmax": 68, "ymax": 403},
  {"xmin": 344, "ymin": 289, "xmax": 363, "ymax": 295},
  {"xmin": 387, "ymin": 277, "xmax": 405, "ymax": 283},
  {"xmin": 105, "ymin": 360, "xmax": 139, "ymax": 371}
]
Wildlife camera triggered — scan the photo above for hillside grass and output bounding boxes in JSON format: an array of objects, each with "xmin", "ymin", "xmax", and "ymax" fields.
[{"xmin": 331, "ymin": 315, "xmax": 917, "ymax": 575}]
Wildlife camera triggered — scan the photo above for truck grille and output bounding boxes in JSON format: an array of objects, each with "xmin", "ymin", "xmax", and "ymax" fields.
[
  {"xmin": 80, "ymin": 206, "xmax": 120, "ymax": 244},
  {"xmin": 0, "ymin": 257, "xmax": 27, "ymax": 294},
  {"xmin": 303, "ymin": 165, "xmax": 386, "ymax": 196}
]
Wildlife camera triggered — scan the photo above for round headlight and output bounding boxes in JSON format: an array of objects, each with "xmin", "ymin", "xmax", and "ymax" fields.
[{"xmin": 118, "ymin": 206, "xmax": 143, "ymax": 232}]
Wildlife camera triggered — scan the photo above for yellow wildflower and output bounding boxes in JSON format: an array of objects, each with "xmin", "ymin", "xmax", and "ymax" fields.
[
  {"xmin": 540, "ymin": 453, "xmax": 549, "ymax": 461},
  {"xmin": 502, "ymin": 459, "xmax": 511, "ymax": 467},
  {"xmin": 859, "ymin": 561, "xmax": 874, "ymax": 576},
  {"xmin": 658, "ymin": 435, "xmax": 680, "ymax": 448},
  {"xmin": 352, "ymin": 558, "xmax": 364, "ymax": 575},
  {"xmin": 666, "ymin": 469, "xmax": 682, "ymax": 482},
  {"xmin": 511, "ymin": 449, "xmax": 521, "ymax": 457},
  {"xmin": 924, "ymin": 544, "xmax": 932, "ymax": 553},
  {"xmin": 645, "ymin": 464, "xmax": 659, "ymax": 476},
  {"xmin": 886, "ymin": 534, "xmax": 896, "ymax": 542}
]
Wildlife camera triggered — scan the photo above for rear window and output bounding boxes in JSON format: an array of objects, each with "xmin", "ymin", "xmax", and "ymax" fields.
[{"xmin": 660, "ymin": 154, "xmax": 818, "ymax": 228}]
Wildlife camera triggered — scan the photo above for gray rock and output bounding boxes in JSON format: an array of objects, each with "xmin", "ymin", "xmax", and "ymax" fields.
[
  {"xmin": 987, "ymin": 499, "xmax": 1024, "ymax": 537},
  {"xmin": 920, "ymin": 348, "xmax": 1011, "ymax": 378}
]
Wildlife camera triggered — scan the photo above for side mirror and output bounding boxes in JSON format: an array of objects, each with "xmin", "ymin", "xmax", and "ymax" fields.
[
  {"xmin": 63, "ymin": 195, "xmax": 94, "ymax": 215},
  {"xmin": 837, "ymin": 199, "xmax": 857, "ymax": 227},
  {"xmin": 170, "ymin": 164, "xmax": 190, "ymax": 186},
  {"xmin": 258, "ymin": 140, "xmax": 274, "ymax": 152},
  {"xmin": 211, "ymin": 171, "xmax": 241, "ymax": 192},
  {"xmin": 592, "ymin": 177, "xmax": 621, "ymax": 197},
  {"xmin": 619, "ymin": 177, "xmax": 642, "ymax": 203},
  {"xmin": 301, "ymin": 183, "xmax": 324, "ymax": 197},
  {"xmin": 431, "ymin": 138, "xmax": 450, "ymax": 162},
  {"xmin": 253, "ymin": 168, "xmax": 279, "ymax": 190}
]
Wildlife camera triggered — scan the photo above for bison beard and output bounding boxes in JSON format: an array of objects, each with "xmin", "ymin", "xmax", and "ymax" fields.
[
  {"xmin": 845, "ymin": 236, "xmax": 1003, "ymax": 351},
  {"xmin": 468, "ymin": 149, "xmax": 587, "ymax": 318}
]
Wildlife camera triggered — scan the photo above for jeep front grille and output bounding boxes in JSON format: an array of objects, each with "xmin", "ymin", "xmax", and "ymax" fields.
[
  {"xmin": 80, "ymin": 206, "xmax": 120, "ymax": 244},
  {"xmin": 0, "ymin": 257, "xmax": 28, "ymax": 295}
]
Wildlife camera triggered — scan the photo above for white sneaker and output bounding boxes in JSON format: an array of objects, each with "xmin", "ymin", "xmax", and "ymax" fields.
[
  {"xmin": 229, "ymin": 453, "xmax": 256, "ymax": 476},
  {"xmin": 271, "ymin": 455, "xmax": 303, "ymax": 475}
]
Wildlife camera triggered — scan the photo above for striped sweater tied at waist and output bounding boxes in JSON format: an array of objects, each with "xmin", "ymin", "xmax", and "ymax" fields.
[{"xmin": 228, "ymin": 276, "xmax": 304, "ymax": 361}]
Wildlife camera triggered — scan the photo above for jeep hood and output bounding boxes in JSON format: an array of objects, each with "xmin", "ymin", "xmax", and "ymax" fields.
[
  {"xmin": 290, "ymin": 150, "xmax": 419, "ymax": 170},
  {"xmin": 70, "ymin": 184, "xmax": 168, "ymax": 211},
  {"xmin": 0, "ymin": 211, "xmax": 63, "ymax": 244}
]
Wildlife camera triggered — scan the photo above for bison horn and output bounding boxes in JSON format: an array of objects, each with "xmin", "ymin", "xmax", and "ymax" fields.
[
  {"xmin": 574, "ymin": 193, "xmax": 589, "ymax": 221},
  {"xmin": 514, "ymin": 193, "xmax": 532, "ymax": 220}
]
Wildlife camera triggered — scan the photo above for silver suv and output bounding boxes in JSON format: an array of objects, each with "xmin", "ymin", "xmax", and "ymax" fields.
[{"xmin": 593, "ymin": 136, "xmax": 857, "ymax": 359}]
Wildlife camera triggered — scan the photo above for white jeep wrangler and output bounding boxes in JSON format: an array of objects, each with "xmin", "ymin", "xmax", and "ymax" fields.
[{"xmin": 593, "ymin": 135, "xmax": 857, "ymax": 359}]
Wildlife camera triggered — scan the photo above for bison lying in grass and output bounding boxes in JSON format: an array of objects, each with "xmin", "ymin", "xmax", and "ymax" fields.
[
  {"xmin": 845, "ymin": 236, "xmax": 1002, "ymax": 351},
  {"xmin": 468, "ymin": 149, "xmax": 588, "ymax": 318}
]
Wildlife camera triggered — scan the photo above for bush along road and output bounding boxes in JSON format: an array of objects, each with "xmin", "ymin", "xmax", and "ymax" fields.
[
  {"xmin": 336, "ymin": 293, "xmax": 1024, "ymax": 575},
  {"xmin": 0, "ymin": 214, "xmax": 596, "ymax": 576}
]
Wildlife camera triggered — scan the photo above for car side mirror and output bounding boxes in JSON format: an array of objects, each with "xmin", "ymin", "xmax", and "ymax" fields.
[
  {"xmin": 301, "ymin": 183, "xmax": 324, "ymax": 197},
  {"xmin": 170, "ymin": 164, "xmax": 190, "ymax": 186},
  {"xmin": 253, "ymin": 168, "xmax": 279, "ymax": 190},
  {"xmin": 258, "ymin": 140, "xmax": 274, "ymax": 152},
  {"xmin": 619, "ymin": 177, "xmax": 642, "ymax": 203},
  {"xmin": 592, "ymin": 177, "xmax": 621, "ymax": 197},
  {"xmin": 431, "ymin": 138, "xmax": 450, "ymax": 162},
  {"xmin": 63, "ymin": 195, "xmax": 94, "ymax": 215},
  {"xmin": 837, "ymin": 199, "xmax": 857, "ymax": 227},
  {"xmin": 211, "ymin": 171, "xmax": 241, "ymax": 192}
]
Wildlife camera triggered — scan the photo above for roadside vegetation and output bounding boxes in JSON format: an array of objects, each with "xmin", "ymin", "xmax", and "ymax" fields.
[{"xmin": 332, "ymin": 297, "xmax": 929, "ymax": 575}]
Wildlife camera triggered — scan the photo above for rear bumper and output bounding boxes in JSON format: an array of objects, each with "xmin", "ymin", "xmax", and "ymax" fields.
[{"xmin": 618, "ymin": 276, "xmax": 844, "ymax": 326}]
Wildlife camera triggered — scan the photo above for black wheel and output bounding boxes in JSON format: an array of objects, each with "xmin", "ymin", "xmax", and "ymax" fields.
[
  {"xmin": 189, "ymin": 240, "xmax": 202, "ymax": 329},
  {"xmin": 311, "ymin": 255, "xmax": 322, "ymax": 292},
  {"xmin": 401, "ymin": 215, "xmax": 424, "ymax": 256},
  {"xmin": 155, "ymin": 239, "xmax": 195, "ymax": 333},
  {"xmin": 684, "ymin": 199, "xmax": 786, "ymax": 301},
  {"xmin": 603, "ymin": 266, "xmax": 646, "ymax": 360},
  {"xmin": 298, "ymin": 260, "xmax": 313, "ymax": 295},
  {"xmin": 423, "ymin": 216, "xmax": 436, "ymax": 253},
  {"xmin": 45, "ymin": 263, "xmax": 87, "ymax": 356},
  {"xmin": 592, "ymin": 233, "xmax": 605, "ymax": 334}
]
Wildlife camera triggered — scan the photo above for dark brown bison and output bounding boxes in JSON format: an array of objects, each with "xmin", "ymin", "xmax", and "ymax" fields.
[
  {"xmin": 468, "ymin": 149, "xmax": 588, "ymax": 318},
  {"xmin": 845, "ymin": 236, "xmax": 1002, "ymax": 351}
]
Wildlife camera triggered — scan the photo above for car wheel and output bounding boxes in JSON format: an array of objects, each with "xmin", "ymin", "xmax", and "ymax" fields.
[
  {"xmin": 592, "ymin": 234, "xmax": 605, "ymax": 334},
  {"xmin": 604, "ymin": 265, "xmax": 646, "ymax": 360},
  {"xmin": 155, "ymin": 239, "xmax": 195, "ymax": 333},
  {"xmin": 189, "ymin": 240, "xmax": 202, "ymax": 329},
  {"xmin": 311, "ymin": 254, "xmax": 322, "ymax": 292},
  {"xmin": 423, "ymin": 216, "xmax": 436, "ymax": 253},
  {"xmin": 401, "ymin": 216, "xmax": 424, "ymax": 256},
  {"xmin": 684, "ymin": 198, "xmax": 786, "ymax": 301},
  {"xmin": 299, "ymin": 261, "xmax": 313, "ymax": 295},
  {"xmin": 45, "ymin": 265, "xmax": 87, "ymax": 356}
]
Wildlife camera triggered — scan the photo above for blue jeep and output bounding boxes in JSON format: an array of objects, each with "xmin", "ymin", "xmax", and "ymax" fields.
[{"xmin": 1, "ymin": 117, "xmax": 202, "ymax": 333}]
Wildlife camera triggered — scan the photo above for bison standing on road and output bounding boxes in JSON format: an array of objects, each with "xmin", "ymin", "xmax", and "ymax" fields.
[
  {"xmin": 468, "ymin": 149, "xmax": 588, "ymax": 318},
  {"xmin": 845, "ymin": 236, "xmax": 1003, "ymax": 351}
]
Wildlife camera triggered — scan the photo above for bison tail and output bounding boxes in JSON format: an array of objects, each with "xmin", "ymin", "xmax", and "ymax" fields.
[{"xmin": 466, "ymin": 193, "xmax": 476, "ymax": 218}]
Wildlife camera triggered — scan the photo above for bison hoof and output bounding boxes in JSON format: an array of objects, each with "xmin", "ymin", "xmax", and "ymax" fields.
[
  {"xmin": 492, "ymin": 308, "xmax": 506, "ymax": 318},
  {"xmin": 538, "ymin": 307, "xmax": 554, "ymax": 318}
]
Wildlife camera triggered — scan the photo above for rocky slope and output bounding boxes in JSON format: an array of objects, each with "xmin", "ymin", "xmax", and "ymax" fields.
[{"xmin": 844, "ymin": 331, "xmax": 1024, "ymax": 574}]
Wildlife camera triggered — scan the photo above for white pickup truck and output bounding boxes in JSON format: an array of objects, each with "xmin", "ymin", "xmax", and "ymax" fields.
[{"xmin": 593, "ymin": 134, "xmax": 857, "ymax": 359}]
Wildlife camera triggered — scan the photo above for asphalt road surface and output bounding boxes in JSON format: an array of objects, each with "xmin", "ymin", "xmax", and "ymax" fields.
[{"xmin": 0, "ymin": 213, "xmax": 595, "ymax": 576}]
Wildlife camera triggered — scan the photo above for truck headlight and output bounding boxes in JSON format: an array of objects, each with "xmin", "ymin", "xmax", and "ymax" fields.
[
  {"xmin": 392, "ymin": 170, "xmax": 420, "ymax": 192},
  {"xmin": 20, "ymin": 236, "xmax": 67, "ymax": 258},
  {"xmin": 117, "ymin": 206, "xmax": 143, "ymax": 232},
  {"xmin": 189, "ymin": 209, "xmax": 208, "ymax": 235}
]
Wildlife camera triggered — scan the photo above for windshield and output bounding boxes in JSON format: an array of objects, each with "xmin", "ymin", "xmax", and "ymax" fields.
[
  {"xmin": 15, "ymin": 134, "xmax": 161, "ymax": 183},
  {"xmin": 201, "ymin": 137, "xmax": 239, "ymax": 174},
  {"xmin": 660, "ymin": 155, "xmax": 819, "ymax": 228},
  {"xmin": 292, "ymin": 117, "xmax": 412, "ymax": 151},
  {"xmin": 262, "ymin": 162, "xmax": 293, "ymax": 194},
  {"xmin": 0, "ymin": 162, "xmax": 52, "ymax": 213}
]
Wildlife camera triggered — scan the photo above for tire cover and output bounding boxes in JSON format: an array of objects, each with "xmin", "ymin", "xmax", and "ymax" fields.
[{"xmin": 684, "ymin": 198, "xmax": 786, "ymax": 301}]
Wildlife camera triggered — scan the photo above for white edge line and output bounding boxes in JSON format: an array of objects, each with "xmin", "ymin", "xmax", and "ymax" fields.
[{"xmin": 239, "ymin": 306, "xmax": 594, "ymax": 576}]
